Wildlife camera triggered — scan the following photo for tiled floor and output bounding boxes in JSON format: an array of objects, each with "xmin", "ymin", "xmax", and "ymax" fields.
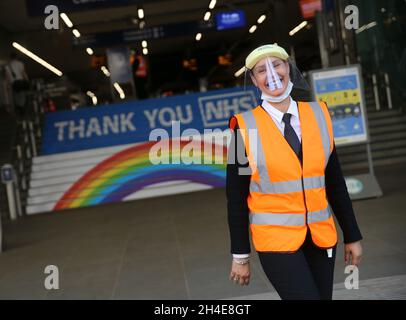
[{"xmin": 1, "ymin": 162, "xmax": 406, "ymax": 299}]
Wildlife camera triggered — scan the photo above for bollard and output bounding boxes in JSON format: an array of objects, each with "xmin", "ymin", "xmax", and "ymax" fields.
[{"xmin": 1, "ymin": 164, "xmax": 18, "ymax": 221}]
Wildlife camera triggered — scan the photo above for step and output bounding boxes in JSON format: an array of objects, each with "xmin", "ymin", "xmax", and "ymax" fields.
[
  {"xmin": 342, "ymin": 152, "xmax": 406, "ymax": 171},
  {"xmin": 371, "ymin": 130, "xmax": 406, "ymax": 143},
  {"xmin": 31, "ymin": 153, "xmax": 108, "ymax": 173},
  {"xmin": 342, "ymin": 158, "xmax": 404, "ymax": 171},
  {"xmin": 367, "ymin": 109, "xmax": 401, "ymax": 120},
  {"xmin": 337, "ymin": 141, "xmax": 406, "ymax": 162},
  {"xmin": 339, "ymin": 152, "xmax": 367, "ymax": 164},
  {"xmin": 369, "ymin": 123, "xmax": 406, "ymax": 135},
  {"xmin": 368, "ymin": 116, "xmax": 406, "ymax": 127},
  {"xmin": 373, "ymin": 155, "xmax": 406, "ymax": 167},
  {"xmin": 31, "ymin": 163, "xmax": 95, "ymax": 180},
  {"xmin": 371, "ymin": 139, "xmax": 406, "ymax": 152},
  {"xmin": 337, "ymin": 145, "xmax": 366, "ymax": 156}
]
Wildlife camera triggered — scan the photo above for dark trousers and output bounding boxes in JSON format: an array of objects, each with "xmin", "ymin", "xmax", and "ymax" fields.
[{"xmin": 258, "ymin": 230, "xmax": 337, "ymax": 300}]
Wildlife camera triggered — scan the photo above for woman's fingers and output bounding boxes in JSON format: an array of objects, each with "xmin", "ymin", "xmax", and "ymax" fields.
[
  {"xmin": 230, "ymin": 262, "xmax": 250, "ymax": 285},
  {"xmin": 345, "ymin": 249, "xmax": 351, "ymax": 265},
  {"xmin": 229, "ymin": 272, "xmax": 250, "ymax": 286},
  {"xmin": 344, "ymin": 241, "xmax": 363, "ymax": 266}
]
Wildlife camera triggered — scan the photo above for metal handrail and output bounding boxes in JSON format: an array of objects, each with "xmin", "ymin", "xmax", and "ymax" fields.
[
  {"xmin": 9, "ymin": 89, "xmax": 45, "ymax": 217},
  {"xmin": 364, "ymin": 71, "xmax": 405, "ymax": 113}
]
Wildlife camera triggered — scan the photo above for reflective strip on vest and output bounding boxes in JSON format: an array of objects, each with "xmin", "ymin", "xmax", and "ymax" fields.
[
  {"xmin": 303, "ymin": 176, "xmax": 325, "ymax": 190},
  {"xmin": 240, "ymin": 109, "xmax": 327, "ymax": 194},
  {"xmin": 240, "ymin": 111, "xmax": 272, "ymax": 190},
  {"xmin": 250, "ymin": 212, "xmax": 305, "ymax": 226},
  {"xmin": 250, "ymin": 176, "xmax": 325, "ymax": 194},
  {"xmin": 250, "ymin": 206, "xmax": 332, "ymax": 226},
  {"xmin": 307, "ymin": 205, "xmax": 333, "ymax": 224},
  {"xmin": 308, "ymin": 102, "xmax": 331, "ymax": 167}
]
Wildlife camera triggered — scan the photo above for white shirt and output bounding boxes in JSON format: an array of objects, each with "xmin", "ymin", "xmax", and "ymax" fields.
[
  {"xmin": 232, "ymin": 97, "xmax": 302, "ymax": 260},
  {"xmin": 261, "ymin": 97, "xmax": 302, "ymax": 142}
]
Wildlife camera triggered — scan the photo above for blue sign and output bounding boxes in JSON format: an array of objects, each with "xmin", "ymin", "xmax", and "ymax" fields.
[
  {"xmin": 216, "ymin": 10, "xmax": 246, "ymax": 31},
  {"xmin": 310, "ymin": 65, "xmax": 368, "ymax": 146},
  {"xmin": 42, "ymin": 87, "xmax": 259, "ymax": 155}
]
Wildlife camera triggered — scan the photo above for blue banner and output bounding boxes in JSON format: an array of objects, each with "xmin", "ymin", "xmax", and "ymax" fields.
[
  {"xmin": 216, "ymin": 10, "xmax": 246, "ymax": 31},
  {"xmin": 42, "ymin": 87, "xmax": 259, "ymax": 155}
]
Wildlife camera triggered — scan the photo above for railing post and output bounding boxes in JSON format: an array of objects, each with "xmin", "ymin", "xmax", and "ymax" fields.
[
  {"xmin": 16, "ymin": 145, "xmax": 24, "ymax": 176},
  {"xmin": 28, "ymin": 121, "xmax": 37, "ymax": 157},
  {"xmin": 384, "ymin": 73, "xmax": 393, "ymax": 110},
  {"xmin": 372, "ymin": 74, "xmax": 381, "ymax": 111}
]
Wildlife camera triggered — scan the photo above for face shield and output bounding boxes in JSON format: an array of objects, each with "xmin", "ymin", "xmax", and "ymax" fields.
[{"xmin": 244, "ymin": 56, "xmax": 311, "ymax": 102}]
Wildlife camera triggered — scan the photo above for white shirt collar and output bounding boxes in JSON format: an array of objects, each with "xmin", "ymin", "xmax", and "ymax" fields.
[{"xmin": 262, "ymin": 97, "xmax": 299, "ymax": 124}]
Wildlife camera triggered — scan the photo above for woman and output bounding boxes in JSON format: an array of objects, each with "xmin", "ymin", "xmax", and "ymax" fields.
[{"xmin": 227, "ymin": 44, "xmax": 363, "ymax": 300}]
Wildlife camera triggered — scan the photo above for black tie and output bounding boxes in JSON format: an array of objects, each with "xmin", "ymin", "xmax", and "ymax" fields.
[{"xmin": 282, "ymin": 113, "xmax": 302, "ymax": 161}]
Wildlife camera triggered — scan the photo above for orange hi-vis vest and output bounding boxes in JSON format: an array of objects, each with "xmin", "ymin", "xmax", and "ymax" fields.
[
  {"xmin": 229, "ymin": 101, "xmax": 338, "ymax": 252},
  {"xmin": 135, "ymin": 55, "xmax": 147, "ymax": 78}
]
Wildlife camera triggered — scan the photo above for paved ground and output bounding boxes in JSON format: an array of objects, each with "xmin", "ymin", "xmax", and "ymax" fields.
[{"xmin": 1, "ymin": 162, "xmax": 406, "ymax": 299}]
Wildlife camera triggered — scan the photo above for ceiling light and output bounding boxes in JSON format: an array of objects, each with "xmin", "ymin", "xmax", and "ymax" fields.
[
  {"xmin": 289, "ymin": 21, "xmax": 308, "ymax": 36},
  {"xmin": 143, "ymin": 48, "xmax": 148, "ymax": 55},
  {"xmin": 12, "ymin": 42, "xmax": 62, "ymax": 76},
  {"xmin": 204, "ymin": 11, "xmax": 211, "ymax": 21},
  {"xmin": 257, "ymin": 15, "xmax": 266, "ymax": 24},
  {"xmin": 72, "ymin": 29, "xmax": 81, "ymax": 38},
  {"xmin": 60, "ymin": 13, "xmax": 73, "ymax": 28},
  {"xmin": 142, "ymin": 40, "xmax": 147, "ymax": 48},
  {"xmin": 91, "ymin": 96, "xmax": 98, "ymax": 105},
  {"xmin": 234, "ymin": 66, "xmax": 245, "ymax": 78},
  {"xmin": 101, "ymin": 66, "xmax": 110, "ymax": 77},
  {"xmin": 138, "ymin": 8, "xmax": 144, "ymax": 19},
  {"xmin": 114, "ymin": 82, "xmax": 125, "ymax": 99},
  {"xmin": 209, "ymin": 0, "xmax": 216, "ymax": 10},
  {"xmin": 139, "ymin": 20, "xmax": 146, "ymax": 29},
  {"xmin": 195, "ymin": 33, "xmax": 202, "ymax": 41},
  {"xmin": 86, "ymin": 48, "xmax": 94, "ymax": 55},
  {"xmin": 249, "ymin": 25, "xmax": 257, "ymax": 33}
]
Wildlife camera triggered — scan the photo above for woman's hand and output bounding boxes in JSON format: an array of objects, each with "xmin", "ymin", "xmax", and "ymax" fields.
[
  {"xmin": 344, "ymin": 241, "xmax": 363, "ymax": 266},
  {"xmin": 229, "ymin": 260, "xmax": 250, "ymax": 286}
]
